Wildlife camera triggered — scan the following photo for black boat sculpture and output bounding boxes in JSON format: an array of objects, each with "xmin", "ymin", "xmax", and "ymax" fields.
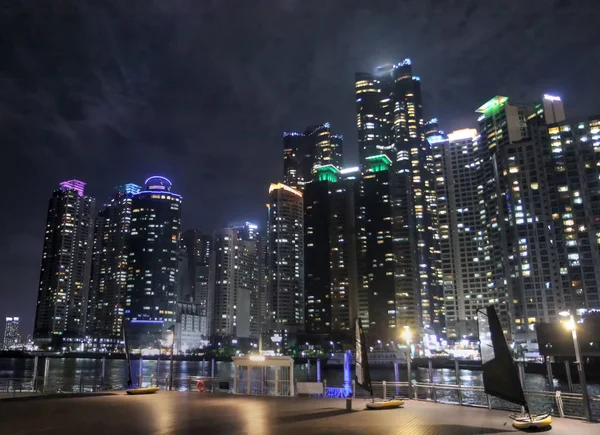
[
  {"xmin": 477, "ymin": 305, "xmax": 552, "ymax": 429},
  {"xmin": 355, "ymin": 318, "xmax": 404, "ymax": 409}
]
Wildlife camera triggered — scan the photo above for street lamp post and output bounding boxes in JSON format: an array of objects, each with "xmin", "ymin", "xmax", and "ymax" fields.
[
  {"xmin": 168, "ymin": 325, "xmax": 175, "ymax": 391},
  {"xmin": 401, "ymin": 326, "xmax": 413, "ymax": 398},
  {"xmin": 559, "ymin": 311, "xmax": 591, "ymax": 422}
]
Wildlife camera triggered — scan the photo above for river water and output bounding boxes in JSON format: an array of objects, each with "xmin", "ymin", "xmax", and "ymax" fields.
[{"xmin": 1, "ymin": 357, "xmax": 599, "ymax": 419}]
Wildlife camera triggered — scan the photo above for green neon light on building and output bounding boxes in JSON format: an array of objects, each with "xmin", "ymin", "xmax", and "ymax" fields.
[
  {"xmin": 365, "ymin": 154, "xmax": 392, "ymax": 172},
  {"xmin": 315, "ymin": 164, "xmax": 341, "ymax": 182},
  {"xmin": 475, "ymin": 96, "xmax": 508, "ymax": 116}
]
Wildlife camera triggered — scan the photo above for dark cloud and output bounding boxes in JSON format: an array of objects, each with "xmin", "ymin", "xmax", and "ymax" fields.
[{"xmin": 1, "ymin": 0, "xmax": 598, "ymax": 334}]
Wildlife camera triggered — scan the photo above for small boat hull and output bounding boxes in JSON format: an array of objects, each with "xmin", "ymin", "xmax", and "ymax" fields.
[
  {"xmin": 126, "ymin": 387, "xmax": 159, "ymax": 395},
  {"xmin": 512, "ymin": 415, "xmax": 552, "ymax": 430},
  {"xmin": 365, "ymin": 399, "xmax": 404, "ymax": 410}
]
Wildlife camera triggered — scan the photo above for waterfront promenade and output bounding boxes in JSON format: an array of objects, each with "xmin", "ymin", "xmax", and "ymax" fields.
[{"xmin": 1, "ymin": 393, "xmax": 597, "ymax": 435}]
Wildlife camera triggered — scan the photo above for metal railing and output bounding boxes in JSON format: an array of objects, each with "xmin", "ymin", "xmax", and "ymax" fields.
[{"xmin": 351, "ymin": 380, "xmax": 600, "ymax": 421}]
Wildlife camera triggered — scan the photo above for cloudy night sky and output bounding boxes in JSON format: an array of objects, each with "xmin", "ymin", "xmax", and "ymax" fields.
[{"xmin": 0, "ymin": 0, "xmax": 598, "ymax": 336}]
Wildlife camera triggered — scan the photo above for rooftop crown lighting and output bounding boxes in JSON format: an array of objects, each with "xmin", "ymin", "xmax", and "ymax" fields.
[
  {"xmin": 543, "ymin": 94, "xmax": 562, "ymax": 102},
  {"xmin": 475, "ymin": 96, "xmax": 509, "ymax": 114},
  {"xmin": 448, "ymin": 128, "xmax": 478, "ymax": 142},
  {"xmin": 268, "ymin": 183, "xmax": 303, "ymax": 197}
]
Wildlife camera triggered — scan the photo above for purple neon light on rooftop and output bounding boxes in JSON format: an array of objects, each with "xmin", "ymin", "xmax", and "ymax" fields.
[
  {"xmin": 144, "ymin": 175, "xmax": 172, "ymax": 186},
  {"xmin": 59, "ymin": 179, "xmax": 86, "ymax": 196}
]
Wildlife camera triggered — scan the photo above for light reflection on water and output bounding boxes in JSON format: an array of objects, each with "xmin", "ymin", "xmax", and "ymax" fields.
[{"xmin": 1, "ymin": 357, "xmax": 599, "ymax": 418}]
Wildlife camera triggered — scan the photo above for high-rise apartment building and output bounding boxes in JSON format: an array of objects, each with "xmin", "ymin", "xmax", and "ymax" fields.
[
  {"xmin": 266, "ymin": 183, "xmax": 304, "ymax": 345},
  {"xmin": 3, "ymin": 317, "xmax": 20, "ymax": 349},
  {"xmin": 211, "ymin": 223, "xmax": 260, "ymax": 343},
  {"xmin": 87, "ymin": 183, "xmax": 140, "ymax": 347},
  {"xmin": 283, "ymin": 122, "xmax": 343, "ymax": 191},
  {"xmin": 355, "ymin": 60, "xmax": 442, "ymax": 338},
  {"xmin": 432, "ymin": 129, "xmax": 495, "ymax": 339},
  {"xmin": 125, "ymin": 176, "xmax": 182, "ymax": 348},
  {"xmin": 304, "ymin": 166, "xmax": 359, "ymax": 340},
  {"xmin": 546, "ymin": 115, "xmax": 600, "ymax": 314},
  {"xmin": 34, "ymin": 180, "xmax": 94, "ymax": 346},
  {"xmin": 179, "ymin": 230, "xmax": 212, "ymax": 341},
  {"xmin": 474, "ymin": 94, "xmax": 569, "ymax": 338}
]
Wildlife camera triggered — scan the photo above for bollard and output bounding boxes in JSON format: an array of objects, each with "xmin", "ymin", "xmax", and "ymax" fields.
[
  {"xmin": 202, "ymin": 358, "xmax": 205, "ymax": 377},
  {"xmin": 455, "ymin": 359, "xmax": 462, "ymax": 405},
  {"xmin": 307, "ymin": 358, "xmax": 311, "ymax": 377},
  {"xmin": 317, "ymin": 359, "xmax": 321, "ymax": 383},
  {"xmin": 43, "ymin": 357, "xmax": 50, "ymax": 393},
  {"xmin": 211, "ymin": 358, "xmax": 215, "ymax": 378},
  {"xmin": 406, "ymin": 350, "xmax": 413, "ymax": 399},
  {"xmin": 487, "ymin": 394, "xmax": 492, "ymax": 410},
  {"xmin": 428, "ymin": 359, "xmax": 436, "ymax": 402},
  {"xmin": 383, "ymin": 380, "xmax": 387, "ymax": 400},
  {"xmin": 346, "ymin": 397, "xmax": 352, "ymax": 411},
  {"xmin": 32, "ymin": 356, "xmax": 39, "ymax": 392},
  {"xmin": 545, "ymin": 356, "xmax": 553, "ymax": 390},
  {"xmin": 564, "ymin": 361, "xmax": 573, "ymax": 393},
  {"xmin": 394, "ymin": 361, "xmax": 400, "ymax": 396},
  {"xmin": 138, "ymin": 355, "xmax": 144, "ymax": 387},
  {"xmin": 157, "ymin": 356, "xmax": 161, "ymax": 387},
  {"xmin": 101, "ymin": 357, "xmax": 106, "ymax": 387}
]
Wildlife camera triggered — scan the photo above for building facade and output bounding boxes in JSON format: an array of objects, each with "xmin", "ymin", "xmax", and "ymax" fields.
[
  {"xmin": 125, "ymin": 176, "xmax": 182, "ymax": 349},
  {"xmin": 432, "ymin": 129, "xmax": 494, "ymax": 340},
  {"xmin": 304, "ymin": 166, "xmax": 359, "ymax": 340},
  {"xmin": 283, "ymin": 123, "xmax": 343, "ymax": 191},
  {"xmin": 546, "ymin": 115, "xmax": 600, "ymax": 315},
  {"xmin": 266, "ymin": 183, "xmax": 305, "ymax": 346},
  {"xmin": 355, "ymin": 60, "xmax": 443, "ymax": 338},
  {"xmin": 211, "ymin": 224, "xmax": 260, "ymax": 343},
  {"xmin": 179, "ymin": 230, "xmax": 212, "ymax": 341},
  {"xmin": 34, "ymin": 180, "xmax": 94, "ymax": 346},
  {"xmin": 3, "ymin": 317, "xmax": 20, "ymax": 349},
  {"xmin": 87, "ymin": 183, "xmax": 140, "ymax": 348}
]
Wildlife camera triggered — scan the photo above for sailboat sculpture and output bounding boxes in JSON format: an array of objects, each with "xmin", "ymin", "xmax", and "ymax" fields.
[
  {"xmin": 355, "ymin": 318, "xmax": 404, "ymax": 410},
  {"xmin": 123, "ymin": 321, "xmax": 159, "ymax": 395},
  {"xmin": 477, "ymin": 306, "xmax": 551, "ymax": 429}
]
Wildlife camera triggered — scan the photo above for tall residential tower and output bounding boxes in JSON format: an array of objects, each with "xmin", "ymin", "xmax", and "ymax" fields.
[
  {"xmin": 125, "ymin": 176, "xmax": 182, "ymax": 348},
  {"xmin": 34, "ymin": 180, "xmax": 94, "ymax": 347}
]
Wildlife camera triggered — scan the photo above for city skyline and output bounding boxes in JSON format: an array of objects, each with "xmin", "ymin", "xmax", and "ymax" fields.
[{"xmin": 2, "ymin": 2, "xmax": 599, "ymax": 338}]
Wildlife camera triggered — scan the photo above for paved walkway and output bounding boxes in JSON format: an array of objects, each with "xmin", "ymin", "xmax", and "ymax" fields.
[{"xmin": 1, "ymin": 393, "xmax": 597, "ymax": 434}]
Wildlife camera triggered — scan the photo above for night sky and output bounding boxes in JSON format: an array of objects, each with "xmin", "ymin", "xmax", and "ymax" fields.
[{"xmin": 1, "ymin": 1, "xmax": 598, "ymax": 337}]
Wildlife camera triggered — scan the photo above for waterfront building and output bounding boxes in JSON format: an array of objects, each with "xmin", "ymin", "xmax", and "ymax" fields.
[
  {"xmin": 125, "ymin": 176, "xmax": 182, "ymax": 349},
  {"xmin": 179, "ymin": 230, "xmax": 212, "ymax": 340},
  {"xmin": 34, "ymin": 180, "xmax": 95, "ymax": 347},
  {"xmin": 3, "ymin": 317, "xmax": 20, "ymax": 349},
  {"xmin": 355, "ymin": 60, "xmax": 443, "ymax": 339},
  {"xmin": 266, "ymin": 183, "xmax": 304, "ymax": 347},
  {"xmin": 304, "ymin": 165, "xmax": 359, "ymax": 341},
  {"xmin": 211, "ymin": 223, "xmax": 260, "ymax": 344},
  {"xmin": 87, "ymin": 183, "xmax": 141, "ymax": 348},
  {"xmin": 283, "ymin": 123, "xmax": 343, "ymax": 191},
  {"xmin": 546, "ymin": 114, "xmax": 600, "ymax": 315},
  {"xmin": 431, "ymin": 129, "xmax": 493, "ymax": 339}
]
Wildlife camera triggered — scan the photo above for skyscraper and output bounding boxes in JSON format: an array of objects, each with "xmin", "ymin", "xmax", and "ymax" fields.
[
  {"xmin": 266, "ymin": 183, "xmax": 304, "ymax": 346},
  {"xmin": 355, "ymin": 60, "xmax": 442, "ymax": 338},
  {"xmin": 474, "ymin": 94, "xmax": 568, "ymax": 338},
  {"xmin": 3, "ymin": 317, "xmax": 20, "ymax": 349},
  {"xmin": 179, "ymin": 230, "xmax": 212, "ymax": 340},
  {"xmin": 87, "ymin": 183, "xmax": 141, "ymax": 347},
  {"xmin": 211, "ymin": 223, "xmax": 260, "ymax": 344},
  {"xmin": 283, "ymin": 122, "xmax": 343, "ymax": 191},
  {"xmin": 304, "ymin": 166, "xmax": 359, "ymax": 340},
  {"xmin": 125, "ymin": 176, "xmax": 182, "ymax": 348},
  {"xmin": 34, "ymin": 180, "xmax": 94, "ymax": 347},
  {"xmin": 432, "ymin": 129, "xmax": 494, "ymax": 339},
  {"xmin": 546, "ymin": 114, "xmax": 600, "ymax": 315}
]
